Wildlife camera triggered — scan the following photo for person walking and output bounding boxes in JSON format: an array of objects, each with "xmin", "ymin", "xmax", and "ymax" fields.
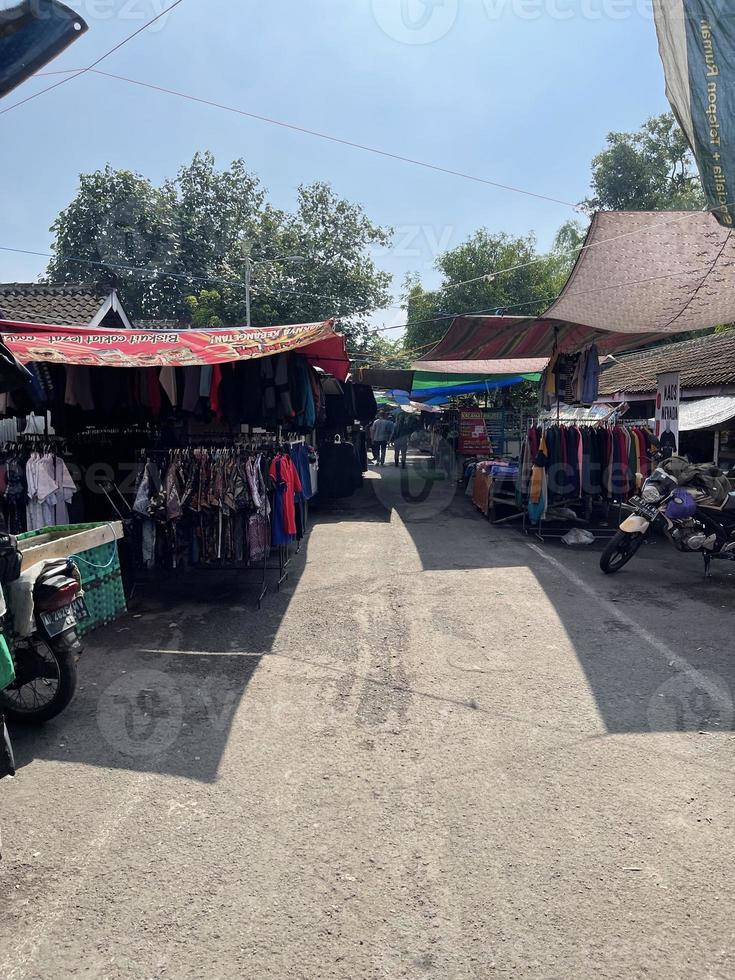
[
  {"xmin": 392, "ymin": 412, "xmax": 415, "ymax": 468},
  {"xmin": 369, "ymin": 412, "xmax": 394, "ymax": 467}
]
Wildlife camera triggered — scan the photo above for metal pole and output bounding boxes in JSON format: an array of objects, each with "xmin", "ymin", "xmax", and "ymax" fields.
[{"xmin": 245, "ymin": 255, "xmax": 252, "ymax": 328}]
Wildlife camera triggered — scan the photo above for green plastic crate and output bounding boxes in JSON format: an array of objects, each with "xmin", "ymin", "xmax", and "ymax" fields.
[{"xmin": 16, "ymin": 523, "xmax": 126, "ymax": 637}]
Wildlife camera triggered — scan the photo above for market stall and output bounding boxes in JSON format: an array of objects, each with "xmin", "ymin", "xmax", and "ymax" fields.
[
  {"xmin": 0, "ymin": 317, "xmax": 370, "ymax": 607},
  {"xmin": 411, "ymin": 318, "xmax": 667, "ymax": 537}
]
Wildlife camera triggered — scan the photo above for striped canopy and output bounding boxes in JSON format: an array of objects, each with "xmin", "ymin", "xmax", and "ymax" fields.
[{"xmin": 418, "ymin": 315, "xmax": 668, "ymax": 361}]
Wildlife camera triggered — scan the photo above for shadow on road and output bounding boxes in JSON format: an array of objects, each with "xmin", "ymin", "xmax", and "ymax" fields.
[
  {"xmin": 10, "ymin": 453, "xmax": 735, "ymax": 783},
  {"xmin": 364, "ymin": 454, "xmax": 735, "ymax": 737}
]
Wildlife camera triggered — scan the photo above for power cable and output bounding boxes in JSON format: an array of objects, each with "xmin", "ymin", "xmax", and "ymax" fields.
[
  {"xmin": 0, "ymin": 244, "xmax": 405, "ymax": 315},
  {"xmin": 379, "ymin": 260, "xmax": 719, "ymax": 335},
  {"xmin": 18, "ymin": 65, "xmax": 731, "ymax": 321},
  {"xmin": 7, "ymin": 203, "xmax": 714, "ymax": 328},
  {"xmin": 410, "ymin": 205, "xmax": 733, "ymax": 300},
  {"xmin": 0, "ymin": 245, "xmax": 242, "ymax": 289},
  {"xmin": 25, "ymin": 66, "xmax": 732, "ymax": 315},
  {"xmin": 0, "ymin": 0, "xmax": 185, "ymax": 117},
  {"xmin": 77, "ymin": 68, "xmax": 578, "ymax": 210},
  {"xmin": 1, "ymin": 247, "xmax": 725, "ymax": 347},
  {"xmin": 1, "ymin": 259, "xmax": 718, "ymax": 370}
]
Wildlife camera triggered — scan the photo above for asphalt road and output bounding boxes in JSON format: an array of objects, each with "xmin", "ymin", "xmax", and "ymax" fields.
[{"xmin": 1, "ymin": 456, "xmax": 734, "ymax": 979}]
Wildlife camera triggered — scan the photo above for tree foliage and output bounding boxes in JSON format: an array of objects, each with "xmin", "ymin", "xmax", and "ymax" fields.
[
  {"xmin": 356, "ymin": 333, "xmax": 411, "ymax": 370},
  {"xmin": 391, "ymin": 113, "xmax": 707, "ymax": 403},
  {"xmin": 47, "ymin": 153, "xmax": 392, "ymax": 345},
  {"xmin": 583, "ymin": 113, "xmax": 705, "ymax": 212},
  {"xmin": 402, "ymin": 229, "xmax": 571, "ymax": 355}
]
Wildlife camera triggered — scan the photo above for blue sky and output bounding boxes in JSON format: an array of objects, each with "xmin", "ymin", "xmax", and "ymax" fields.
[{"xmin": 1, "ymin": 0, "xmax": 670, "ymax": 332}]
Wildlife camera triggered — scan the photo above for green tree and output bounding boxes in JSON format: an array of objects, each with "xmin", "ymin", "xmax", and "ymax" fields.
[
  {"xmin": 268, "ymin": 181, "xmax": 393, "ymax": 344},
  {"xmin": 355, "ymin": 332, "xmax": 411, "ymax": 370},
  {"xmin": 402, "ymin": 229, "xmax": 563, "ymax": 354},
  {"xmin": 584, "ymin": 113, "xmax": 705, "ymax": 212},
  {"xmin": 47, "ymin": 165, "xmax": 182, "ymax": 317},
  {"xmin": 549, "ymin": 218, "xmax": 586, "ymax": 280},
  {"xmin": 47, "ymin": 154, "xmax": 393, "ymax": 343},
  {"xmin": 184, "ymin": 289, "xmax": 226, "ymax": 329}
]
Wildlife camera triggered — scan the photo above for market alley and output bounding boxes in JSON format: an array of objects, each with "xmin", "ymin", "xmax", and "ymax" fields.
[{"xmin": 1, "ymin": 456, "xmax": 734, "ymax": 980}]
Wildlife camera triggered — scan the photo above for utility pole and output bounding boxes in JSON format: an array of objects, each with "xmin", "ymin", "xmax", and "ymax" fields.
[
  {"xmin": 243, "ymin": 253, "xmax": 305, "ymax": 329},
  {"xmin": 244, "ymin": 255, "xmax": 252, "ymax": 329}
]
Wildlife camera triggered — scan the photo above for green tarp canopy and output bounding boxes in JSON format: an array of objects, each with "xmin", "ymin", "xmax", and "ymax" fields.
[{"xmin": 412, "ymin": 370, "xmax": 542, "ymax": 390}]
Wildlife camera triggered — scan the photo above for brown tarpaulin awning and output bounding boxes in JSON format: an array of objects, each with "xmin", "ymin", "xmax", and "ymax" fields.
[
  {"xmin": 418, "ymin": 315, "xmax": 668, "ymax": 360},
  {"xmin": 544, "ymin": 211, "xmax": 735, "ymax": 334},
  {"xmin": 421, "ymin": 211, "xmax": 735, "ymax": 361}
]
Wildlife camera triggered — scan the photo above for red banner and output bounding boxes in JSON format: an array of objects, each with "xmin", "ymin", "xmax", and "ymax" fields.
[
  {"xmin": 458, "ymin": 410, "xmax": 493, "ymax": 455},
  {"xmin": 0, "ymin": 318, "xmax": 342, "ymax": 371}
]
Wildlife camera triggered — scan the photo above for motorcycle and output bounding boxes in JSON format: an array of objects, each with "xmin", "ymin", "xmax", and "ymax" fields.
[
  {"xmin": 600, "ymin": 455, "xmax": 735, "ymax": 576},
  {"xmin": 0, "ymin": 558, "xmax": 86, "ymax": 724}
]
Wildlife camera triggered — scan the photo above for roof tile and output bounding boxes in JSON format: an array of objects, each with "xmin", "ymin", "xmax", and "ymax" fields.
[
  {"xmin": 0, "ymin": 282, "xmax": 112, "ymax": 326},
  {"xmin": 599, "ymin": 331, "xmax": 735, "ymax": 395}
]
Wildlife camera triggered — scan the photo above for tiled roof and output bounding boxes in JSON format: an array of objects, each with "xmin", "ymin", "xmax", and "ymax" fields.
[
  {"xmin": 599, "ymin": 330, "xmax": 735, "ymax": 396},
  {"xmin": 132, "ymin": 319, "xmax": 187, "ymax": 331},
  {"xmin": 0, "ymin": 283, "xmax": 112, "ymax": 326}
]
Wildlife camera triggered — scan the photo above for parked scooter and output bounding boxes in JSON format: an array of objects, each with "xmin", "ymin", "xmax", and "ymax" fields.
[
  {"xmin": 0, "ymin": 559, "xmax": 86, "ymax": 724},
  {"xmin": 600, "ymin": 455, "xmax": 735, "ymax": 576}
]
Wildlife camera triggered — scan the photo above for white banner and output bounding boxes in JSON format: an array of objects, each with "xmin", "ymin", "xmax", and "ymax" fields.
[{"xmin": 655, "ymin": 371, "xmax": 681, "ymax": 455}]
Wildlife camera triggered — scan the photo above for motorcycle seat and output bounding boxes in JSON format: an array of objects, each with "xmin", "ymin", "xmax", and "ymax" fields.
[
  {"xmin": 33, "ymin": 560, "xmax": 81, "ymax": 612},
  {"xmin": 699, "ymin": 493, "xmax": 735, "ymax": 513}
]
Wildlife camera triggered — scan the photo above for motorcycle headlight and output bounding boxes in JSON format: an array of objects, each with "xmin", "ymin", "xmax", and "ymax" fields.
[{"xmin": 642, "ymin": 484, "xmax": 662, "ymax": 503}]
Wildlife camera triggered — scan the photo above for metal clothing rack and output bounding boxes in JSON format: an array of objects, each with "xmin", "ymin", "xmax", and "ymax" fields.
[
  {"xmin": 514, "ymin": 418, "xmax": 654, "ymax": 543},
  {"xmin": 135, "ymin": 446, "xmax": 275, "ymax": 610}
]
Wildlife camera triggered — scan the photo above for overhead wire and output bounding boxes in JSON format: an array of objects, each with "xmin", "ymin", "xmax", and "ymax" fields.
[
  {"xmin": 12, "ymin": 53, "xmax": 732, "ymax": 344},
  {"xmin": 34, "ymin": 66, "xmax": 580, "ymax": 210},
  {"xmin": 17, "ymin": 61, "xmax": 728, "ymax": 328},
  {"xmin": 0, "ymin": 244, "xmax": 405, "ymax": 317},
  {"xmin": 4, "ymin": 198, "xmax": 721, "ymax": 328},
  {"xmin": 377, "ymin": 260, "xmax": 721, "ymax": 336},
  {"xmin": 0, "ymin": 259, "xmax": 721, "ymax": 377},
  {"xmin": 0, "ymin": 0, "xmax": 185, "ymax": 116},
  {"xmin": 0, "ymin": 245, "xmax": 244, "ymax": 289},
  {"xmin": 31, "ymin": 66, "xmax": 726, "ymax": 297},
  {"xmin": 1, "ymin": 257, "xmax": 723, "ymax": 354}
]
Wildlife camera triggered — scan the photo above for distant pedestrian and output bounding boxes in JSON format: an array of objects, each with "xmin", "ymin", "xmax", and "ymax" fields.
[
  {"xmin": 370, "ymin": 412, "xmax": 394, "ymax": 467},
  {"xmin": 392, "ymin": 413, "xmax": 416, "ymax": 469}
]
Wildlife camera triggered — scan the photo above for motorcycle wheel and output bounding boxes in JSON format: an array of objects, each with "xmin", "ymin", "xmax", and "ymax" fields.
[
  {"xmin": 600, "ymin": 531, "xmax": 644, "ymax": 574},
  {"xmin": 0, "ymin": 636, "xmax": 78, "ymax": 725}
]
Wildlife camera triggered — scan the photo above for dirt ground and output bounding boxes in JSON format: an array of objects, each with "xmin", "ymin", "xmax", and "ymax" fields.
[{"xmin": 1, "ymin": 455, "xmax": 734, "ymax": 979}]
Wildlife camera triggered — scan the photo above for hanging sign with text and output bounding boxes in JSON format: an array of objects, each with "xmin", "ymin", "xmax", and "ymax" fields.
[
  {"xmin": 653, "ymin": 1, "xmax": 735, "ymax": 227},
  {"xmin": 458, "ymin": 410, "xmax": 493, "ymax": 455},
  {"xmin": 655, "ymin": 371, "xmax": 680, "ymax": 455}
]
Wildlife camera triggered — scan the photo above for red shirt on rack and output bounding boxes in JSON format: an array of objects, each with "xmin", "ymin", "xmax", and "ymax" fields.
[{"xmin": 269, "ymin": 454, "xmax": 303, "ymax": 535}]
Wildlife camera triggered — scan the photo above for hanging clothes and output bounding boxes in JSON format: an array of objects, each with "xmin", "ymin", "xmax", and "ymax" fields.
[
  {"xmin": 519, "ymin": 423, "xmax": 652, "ymax": 509},
  {"xmin": 268, "ymin": 453, "xmax": 302, "ymax": 546},
  {"xmin": 52, "ymin": 455, "xmax": 77, "ymax": 525},
  {"xmin": 182, "ymin": 366, "xmax": 201, "ymax": 413},
  {"xmin": 528, "ymin": 430, "xmax": 549, "ymax": 524},
  {"xmin": 289, "ymin": 443, "xmax": 316, "ymax": 501},
  {"xmin": 25, "ymin": 451, "xmax": 71, "ymax": 531},
  {"xmin": 131, "ymin": 447, "xmax": 283, "ymax": 568},
  {"xmin": 159, "ymin": 366, "xmax": 178, "ymax": 408},
  {"xmin": 581, "ymin": 344, "xmax": 600, "ymax": 404},
  {"xmin": 290, "ymin": 357, "xmax": 316, "ymax": 431}
]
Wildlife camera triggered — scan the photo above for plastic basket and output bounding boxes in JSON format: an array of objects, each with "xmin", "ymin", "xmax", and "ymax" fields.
[{"xmin": 16, "ymin": 523, "xmax": 126, "ymax": 637}]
